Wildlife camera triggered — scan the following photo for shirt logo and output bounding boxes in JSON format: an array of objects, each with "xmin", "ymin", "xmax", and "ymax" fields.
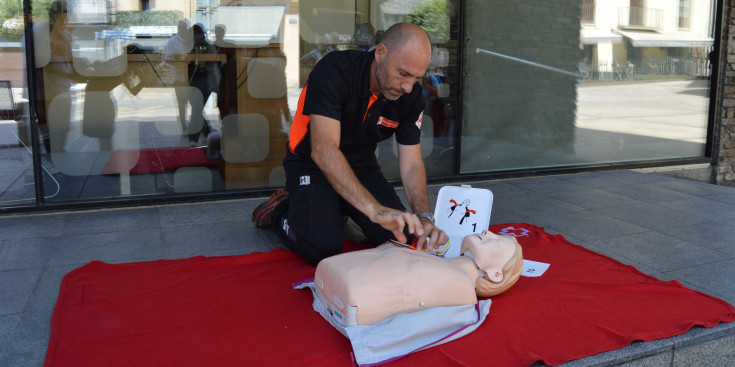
[
  {"xmin": 300, "ymin": 175, "xmax": 310, "ymax": 185},
  {"xmin": 415, "ymin": 111, "xmax": 423, "ymax": 130},
  {"xmin": 377, "ymin": 116, "xmax": 399, "ymax": 129}
]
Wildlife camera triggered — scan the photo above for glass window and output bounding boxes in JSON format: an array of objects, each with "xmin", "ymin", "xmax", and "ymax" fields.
[
  {"xmin": 462, "ymin": 0, "xmax": 713, "ymax": 174},
  {"xmin": 7, "ymin": 0, "xmax": 459, "ymax": 205},
  {"xmin": 0, "ymin": 7, "xmax": 36, "ymax": 205},
  {"xmin": 679, "ymin": 0, "xmax": 691, "ymax": 29}
]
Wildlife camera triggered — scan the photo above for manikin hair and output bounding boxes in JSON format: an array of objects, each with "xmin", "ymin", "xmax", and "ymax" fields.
[{"xmin": 474, "ymin": 237, "xmax": 523, "ymax": 298}]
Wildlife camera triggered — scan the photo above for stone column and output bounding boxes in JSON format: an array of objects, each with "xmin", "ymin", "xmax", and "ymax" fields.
[{"xmin": 717, "ymin": 1, "xmax": 735, "ymax": 186}]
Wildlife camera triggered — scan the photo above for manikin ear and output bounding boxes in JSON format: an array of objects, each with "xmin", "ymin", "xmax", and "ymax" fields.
[
  {"xmin": 485, "ymin": 267, "xmax": 504, "ymax": 283},
  {"xmin": 465, "ymin": 250, "xmax": 504, "ymax": 283}
]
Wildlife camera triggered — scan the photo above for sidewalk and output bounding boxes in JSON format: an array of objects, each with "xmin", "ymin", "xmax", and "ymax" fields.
[{"xmin": 1, "ymin": 170, "xmax": 734, "ymax": 366}]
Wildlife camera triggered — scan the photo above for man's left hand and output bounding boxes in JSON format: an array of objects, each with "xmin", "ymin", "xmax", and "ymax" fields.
[{"xmin": 416, "ymin": 218, "xmax": 448, "ymax": 250}]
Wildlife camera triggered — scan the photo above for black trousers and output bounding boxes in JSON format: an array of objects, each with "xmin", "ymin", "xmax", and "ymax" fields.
[{"xmin": 273, "ymin": 165, "xmax": 411, "ymax": 266}]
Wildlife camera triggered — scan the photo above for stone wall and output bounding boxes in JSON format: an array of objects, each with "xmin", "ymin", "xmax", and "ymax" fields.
[
  {"xmin": 720, "ymin": 0, "xmax": 735, "ymax": 186},
  {"xmin": 719, "ymin": 2, "xmax": 735, "ymax": 186}
]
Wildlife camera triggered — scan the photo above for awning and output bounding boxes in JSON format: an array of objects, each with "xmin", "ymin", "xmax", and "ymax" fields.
[
  {"xmin": 217, "ymin": 6, "xmax": 286, "ymax": 46},
  {"xmin": 614, "ymin": 29, "xmax": 713, "ymax": 48},
  {"xmin": 580, "ymin": 28, "xmax": 623, "ymax": 45}
]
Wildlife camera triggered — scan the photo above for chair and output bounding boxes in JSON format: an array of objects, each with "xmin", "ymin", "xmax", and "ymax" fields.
[{"xmin": 0, "ymin": 80, "xmax": 22, "ymax": 121}]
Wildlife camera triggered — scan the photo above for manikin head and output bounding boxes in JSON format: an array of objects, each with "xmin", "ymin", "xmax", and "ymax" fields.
[
  {"xmin": 460, "ymin": 230, "xmax": 523, "ymax": 297},
  {"xmin": 372, "ymin": 22, "xmax": 432, "ymax": 100}
]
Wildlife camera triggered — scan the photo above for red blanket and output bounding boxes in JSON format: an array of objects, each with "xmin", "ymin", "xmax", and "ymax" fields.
[
  {"xmin": 101, "ymin": 147, "xmax": 218, "ymax": 175},
  {"xmin": 44, "ymin": 224, "xmax": 735, "ymax": 367}
]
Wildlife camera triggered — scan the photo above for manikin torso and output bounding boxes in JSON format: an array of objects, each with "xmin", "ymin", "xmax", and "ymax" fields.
[{"xmin": 314, "ymin": 231, "xmax": 518, "ymax": 326}]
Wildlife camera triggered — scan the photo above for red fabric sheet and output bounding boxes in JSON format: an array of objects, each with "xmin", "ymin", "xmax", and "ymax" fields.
[
  {"xmin": 44, "ymin": 223, "xmax": 735, "ymax": 367},
  {"xmin": 101, "ymin": 147, "xmax": 218, "ymax": 175}
]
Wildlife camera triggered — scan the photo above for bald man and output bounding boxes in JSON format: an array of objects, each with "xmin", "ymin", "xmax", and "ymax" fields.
[{"xmin": 253, "ymin": 23, "xmax": 448, "ymax": 266}]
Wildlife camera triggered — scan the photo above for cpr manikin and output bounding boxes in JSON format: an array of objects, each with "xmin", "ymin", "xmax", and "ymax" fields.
[{"xmin": 313, "ymin": 230, "xmax": 523, "ymax": 326}]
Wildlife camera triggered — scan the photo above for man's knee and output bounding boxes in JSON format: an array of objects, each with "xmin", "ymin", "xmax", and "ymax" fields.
[{"xmin": 295, "ymin": 233, "xmax": 343, "ymax": 266}]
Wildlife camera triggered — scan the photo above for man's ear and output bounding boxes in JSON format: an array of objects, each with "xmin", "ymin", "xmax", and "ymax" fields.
[{"xmin": 375, "ymin": 43, "xmax": 387, "ymax": 62}]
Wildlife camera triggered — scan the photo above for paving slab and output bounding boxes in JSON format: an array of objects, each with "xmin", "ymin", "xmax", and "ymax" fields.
[
  {"xmin": 0, "ymin": 269, "xmax": 42, "ymax": 316},
  {"xmin": 0, "ymin": 312, "xmax": 50, "ymax": 367},
  {"xmin": 664, "ymin": 258, "xmax": 735, "ymax": 306},
  {"xmin": 0, "ymin": 214, "xmax": 66, "ymax": 241},
  {"xmin": 158, "ymin": 199, "xmax": 258, "ymax": 227},
  {"xmin": 0, "ymin": 238, "xmax": 56, "ymax": 271},
  {"xmin": 48, "ymin": 229, "xmax": 164, "ymax": 266},
  {"xmin": 162, "ymin": 220, "xmax": 273, "ymax": 259},
  {"xmin": 595, "ymin": 202, "xmax": 711, "ymax": 233},
  {"xmin": 591, "ymin": 231, "xmax": 726, "ymax": 273},
  {"xmin": 61, "ymin": 208, "xmax": 160, "ymax": 235}
]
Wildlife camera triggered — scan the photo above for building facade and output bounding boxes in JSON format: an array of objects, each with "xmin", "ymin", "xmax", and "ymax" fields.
[{"xmin": 0, "ymin": 0, "xmax": 731, "ymax": 212}]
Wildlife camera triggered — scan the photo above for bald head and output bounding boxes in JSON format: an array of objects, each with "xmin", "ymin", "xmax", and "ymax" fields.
[
  {"xmin": 380, "ymin": 22, "xmax": 431, "ymax": 57},
  {"xmin": 371, "ymin": 22, "xmax": 432, "ymax": 100}
]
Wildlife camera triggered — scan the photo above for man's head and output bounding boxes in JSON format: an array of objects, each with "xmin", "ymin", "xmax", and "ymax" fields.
[
  {"xmin": 372, "ymin": 22, "xmax": 432, "ymax": 100},
  {"xmin": 214, "ymin": 24, "xmax": 226, "ymax": 41}
]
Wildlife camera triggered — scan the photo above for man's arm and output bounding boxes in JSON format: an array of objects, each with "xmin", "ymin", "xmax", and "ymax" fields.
[
  {"xmin": 310, "ymin": 114, "xmax": 423, "ymax": 243},
  {"xmin": 397, "ymin": 143, "xmax": 448, "ymax": 249}
]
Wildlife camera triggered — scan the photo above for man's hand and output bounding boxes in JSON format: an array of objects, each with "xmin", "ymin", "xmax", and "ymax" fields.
[
  {"xmin": 415, "ymin": 218, "xmax": 448, "ymax": 250},
  {"xmin": 369, "ymin": 206, "xmax": 423, "ymax": 244}
]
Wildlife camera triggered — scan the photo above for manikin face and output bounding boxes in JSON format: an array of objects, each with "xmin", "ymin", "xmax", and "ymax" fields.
[
  {"xmin": 374, "ymin": 43, "xmax": 430, "ymax": 100},
  {"xmin": 460, "ymin": 230, "xmax": 517, "ymax": 283}
]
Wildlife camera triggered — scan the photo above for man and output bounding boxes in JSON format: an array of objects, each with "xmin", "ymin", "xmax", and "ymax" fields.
[{"xmin": 253, "ymin": 22, "xmax": 448, "ymax": 266}]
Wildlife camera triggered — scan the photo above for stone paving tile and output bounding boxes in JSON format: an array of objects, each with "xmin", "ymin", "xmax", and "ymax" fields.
[
  {"xmin": 158, "ymin": 199, "xmax": 258, "ymax": 227},
  {"xmin": 591, "ymin": 231, "xmax": 726, "ymax": 273},
  {"xmin": 25, "ymin": 264, "xmax": 83, "ymax": 314},
  {"xmin": 492, "ymin": 191, "xmax": 586, "ymax": 219},
  {"xmin": 672, "ymin": 333, "xmax": 735, "ymax": 366},
  {"xmin": 61, "ymin": 208, "xmax": 160, "ymax": 235},
  {"xmin": 664, "ymin": 258, "xmax": 735, "ymax": 307},
  {"xmin": 547, "ymin": 188, "xmax": 644, "ymax": 210},
  {"xmin": 657, "ymin": 219, "xmax": 735, "ymax": 256},
  {"xmin": 703, "ymin": 192, "xmax": 735, "ymax": 205},
  {"xmin": 654, "ymin": 179, "xmax": 735, "ymax": 197},
  {"xmin": 162, "ymin": 220, "xmax": 274, "ymax": 259},
  {"xmin": 601, "ymin": 183, "xmax": 696, "ymax": 203},
  {"xmin": 0, "ymin": 214, "xmax": 66, "ymax": 241},
  {"xmin": 0, "ymin": 314, "xmax": 20, "ymax": 361},
  {"xmin": 48, "ymin": 229, "xmax": 164, "ymax": 266},
  {"xmin": 554, "ymin": 339, "xmax": 673, "ymax": 367},
  {"xmin": 505, "ymin": 175, "xmax": 578, "ymax": 193},
  {"xmin": 0, "ymin": 269, "xmax": 42, "ymax": 316},
  {"xmin": 561, "ymin": 171, "xmax": 645, "ymax": 189},
  {"xmin": 0, "ymin": 238, "xmax": 56, "ymax": 271},
  {"xmin": 606, "ymin": 170, "xmax": 678, "ymax": 184},
  {"xmin": 656, "ymin": 197, "xmax": 735, "ymax": 220},
  {"xmin": 467, "ymin": 180, "xmax": 536, "ymax": 198},
  {"xmin": 595, "ymin": 202, "xmax": 710, "ymax": 233},
  {"xmin": 527, "ymin": 210, "xmax": 648, "ymax": 243},
  {"xmin": 0, "ymin": 312, "xmax": 50, "ymax": 367}
]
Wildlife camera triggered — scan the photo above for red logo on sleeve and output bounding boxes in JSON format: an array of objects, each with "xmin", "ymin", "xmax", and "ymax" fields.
[{"xmin": 377, "ymin": 116, "xmax": 399, "ymax": 129}]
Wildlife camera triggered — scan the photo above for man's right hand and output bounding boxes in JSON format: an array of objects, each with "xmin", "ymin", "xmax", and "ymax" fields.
[{"xmin": 369, "ymin": 206, "xmax": 424, "ymax": 244}]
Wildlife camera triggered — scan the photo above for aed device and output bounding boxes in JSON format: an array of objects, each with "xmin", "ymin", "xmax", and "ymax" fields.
[{"xmin": 433, "ymin": 185, "xmax": 494, "ymax": 258}]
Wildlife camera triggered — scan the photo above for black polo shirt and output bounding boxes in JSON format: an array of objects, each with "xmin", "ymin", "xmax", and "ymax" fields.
[{"xmin": 285, "ymin": 49, "xmax": 424, "ymax": 171}]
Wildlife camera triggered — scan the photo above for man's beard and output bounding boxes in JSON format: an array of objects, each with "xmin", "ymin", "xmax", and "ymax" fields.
[{"xmin": 376, "ymin": 63, "xmax": 403, "ymax": 101}]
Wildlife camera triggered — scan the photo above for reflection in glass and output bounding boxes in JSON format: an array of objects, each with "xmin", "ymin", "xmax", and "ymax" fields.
[
  {"xmin": 462, "ymin": 0, "xmax": 712, "ymax": 174},
  {"xmin": 8, "ymin": 0, "xmax": 460, "ymax": 206}
]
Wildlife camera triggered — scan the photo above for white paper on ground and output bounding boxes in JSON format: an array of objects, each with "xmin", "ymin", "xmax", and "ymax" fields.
[{"xmin": 521, "ymin": 260, "xmax": 550, "ymax": 277}]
